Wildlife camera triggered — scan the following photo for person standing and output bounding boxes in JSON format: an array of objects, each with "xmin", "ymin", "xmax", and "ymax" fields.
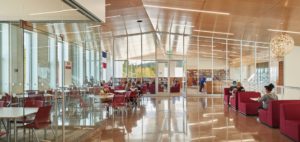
[{"xmin": 199, "ymin": 76, "xmax": 206, "ymax": 92}]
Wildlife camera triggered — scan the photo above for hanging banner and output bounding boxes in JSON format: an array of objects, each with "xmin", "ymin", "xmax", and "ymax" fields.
[{"xmin": 64, "ymin": 61, "xmax": 72, "ymax": 86}]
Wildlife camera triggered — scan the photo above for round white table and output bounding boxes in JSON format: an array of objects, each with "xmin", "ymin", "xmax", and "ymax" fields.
[{"xmin": 114, "ymin": 90, "xmax": 127, "ymax": 94}]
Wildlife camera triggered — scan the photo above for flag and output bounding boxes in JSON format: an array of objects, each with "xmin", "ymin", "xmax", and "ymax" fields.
[
  {"xmin": 102, "ymin": 51, "xmax": 107, "ymax": 58},
  {"xmin": 102, "ymin": 63, "xmax": 107, "ymax": 68},
  {"xmin": 102, "ymin": 51, "xmax": 107, "ymax": 69}
]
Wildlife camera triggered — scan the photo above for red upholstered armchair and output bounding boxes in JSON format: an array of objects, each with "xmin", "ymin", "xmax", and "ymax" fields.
[
  {"xmin": 238, "ymin": 92, "xmax": 261, "ymax": 115},
  {"xmin": 141, "ymin": 85, "xmax": 148, "ymax": 94},
  {"xmin": 280, "ymin": 103, "xmax": 300, "ymax": 141},
  {"xmin": 223, "ymin": 88, "xmax": 231, "ymax": 106},
  {"xmin": 170, "ymin": 84, "xmax": 180, "ymax": 93},
  {"xmin": 259, "ymin": 100, "xmax": 300, "ymax": 128},
  {"xmin": 158, "ymin": 85, "xmax": 164, "ymax": 92},
  {"xmin": 148, "ymin": 83, "xmax": 155, "ymax": 94},
  {"xmin": 229, "ymin": 91, "xmax": 243, "ymax": 110}
]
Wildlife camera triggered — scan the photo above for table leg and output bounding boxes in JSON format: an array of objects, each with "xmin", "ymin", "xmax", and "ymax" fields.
[
  {"xmin": 6, "ymin": 119, "xmax": 10, "ymax": 142},
  {"xmin": 14, "ymin": 119, "xmax": 16, "ymax": 142}
]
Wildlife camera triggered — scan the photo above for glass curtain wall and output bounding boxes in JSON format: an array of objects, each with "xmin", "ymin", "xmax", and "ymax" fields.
[
  {"xmin": 0, "ymin": 23, "xmax": 24, "ymax": 94},
  {"xmin": 111, "ymin": 32, "xmax": 274, "ymax": 96}
]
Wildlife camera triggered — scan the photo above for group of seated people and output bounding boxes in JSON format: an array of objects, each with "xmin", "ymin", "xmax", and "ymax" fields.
[
  {"xmin": 228, "ymin": 81, "xmax": 278, "ymax": 110},
  {"xmin": 116, "ymin": 80, "xmax": 145, "ymax": 95},
  {"xmin": 225, "ymin": 82, "xmax": 300, "ymax": 141}
]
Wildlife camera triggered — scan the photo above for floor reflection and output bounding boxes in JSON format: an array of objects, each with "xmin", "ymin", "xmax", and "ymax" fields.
[
  {"xmin": 0, "ymin": 94, "xmax": 280, "ymax": 142},
  {"xmin": 75, "ymin": 96, "xmax": 292, "ymax": 142}
]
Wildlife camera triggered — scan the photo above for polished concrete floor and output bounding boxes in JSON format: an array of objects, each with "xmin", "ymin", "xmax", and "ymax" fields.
[
  {"xmin": 0, "ymin": 94, "xmax": 292, "ymax": 142},
  {"xmin": 81, "ymin": 96, "xmax": 292, "ymax": 142}
]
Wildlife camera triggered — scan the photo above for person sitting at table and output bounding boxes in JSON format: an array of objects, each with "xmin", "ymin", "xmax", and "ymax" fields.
[
  {"xmin": 136, "ymin": 81, "xmax": 142, "ymax": 96},
  {"xmin": 100, "ymin": 80, "xmax": 105, "ymax": 86},
  {"xmin": 130, "ymin": 82, "xmax": 137, "ymax": 91},
  {"xmin": 257, "ymin": 83, "xmax": 278, "ymax": 109}
]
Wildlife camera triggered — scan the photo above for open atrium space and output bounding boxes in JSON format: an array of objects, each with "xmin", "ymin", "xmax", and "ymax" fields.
[{"xmin": 1, "ymin": 0, "xmax": 300, "ymax": 141}]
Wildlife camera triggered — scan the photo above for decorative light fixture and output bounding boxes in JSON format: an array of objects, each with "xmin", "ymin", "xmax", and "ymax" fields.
[{"xmin": 270, "ymin": 33, "xmax": 294, "ymax": 60}]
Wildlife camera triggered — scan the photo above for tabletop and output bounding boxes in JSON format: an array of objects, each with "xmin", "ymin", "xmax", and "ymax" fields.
[
  {"xmin": 250, "ymin": 97, "xmax": 259, "ymax": 101},
  {"xmin": 0, "ymin": 107, "xmax": 38, "ymax": 119},
  {"xmin": 89, "ymin": 94, "xmax": 114, "ymax": 99},
  {"xmin": 14, "ymin": 93, "xmax": 54, "ymax": 98},
  {"xmin": 114, "ymin": 90, "xmax": 127, "ymax": 93}
]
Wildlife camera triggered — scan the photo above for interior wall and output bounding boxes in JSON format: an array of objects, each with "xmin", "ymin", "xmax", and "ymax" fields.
[{"xmin": 284, "ymin": 46, "xmax": 300, "ymax": 99}]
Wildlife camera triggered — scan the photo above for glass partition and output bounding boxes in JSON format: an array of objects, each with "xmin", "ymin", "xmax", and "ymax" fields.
[
  {"xmin": 157, "ymin": 62, "xmax": 169, "ymax": 93},
  {"xmin": 114, "ymin": 60, "xmax": 127, "ymax": 85},
  {"xmin": 228, "ymin": 40, "xmax": 242, "ymax": 85},
  {"xmin": 213, "ymin": 39, "xmax": 226, "ymax": 94},
  {"xmin": 142, "ymin": 33, "xmax": 156, "ymax": 60},
  {"xmin": 241, "ymin": 41, "xmax": 256, "ymax": 91},
  {"xmin": 114, "ymin": 37, "xmax": 127, "ymax": 60}
]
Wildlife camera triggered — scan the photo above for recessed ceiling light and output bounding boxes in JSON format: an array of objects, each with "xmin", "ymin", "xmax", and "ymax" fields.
[
  {"xmin": 29, "ymin": 9, "xmax": 77, "ymax": 16},
  {"xmin": 88, "ymin": 25, "xmax": 102, "ymax": 28},
  {"xmin": 144, "ymin": 5, "xmax": 230, "ymax": 15},
  {"xmin": 106, "ymin": 15, "xmax": 121, "ymax": 19},
  {"xmin": 194, "ymin": 30, "xmax": 234, "ymax": 35},
  {"xmin": 172, "ymin": 24, "xmax": 194, "ymax": 28},
  {"xmin": 63, "ymin": 31, "xmax": 91, "ymax": 34},
  {"xmin": 268, "ymin": 29, "xmax": 300, "ymax": 35}
]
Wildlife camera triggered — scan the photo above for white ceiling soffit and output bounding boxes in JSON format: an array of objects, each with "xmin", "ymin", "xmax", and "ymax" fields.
[
  {"xmin": 63, "ymin": 0, "xmax": 106, "ymax": 22},
  {"xmin": 0, "ymin": 0, "xmax": 89, "ymax": 21}
]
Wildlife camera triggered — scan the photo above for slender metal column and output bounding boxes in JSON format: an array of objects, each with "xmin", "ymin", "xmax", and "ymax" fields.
[{"xmin": 59, "ymin": 34, "xmax": 65, "ymax": 142}]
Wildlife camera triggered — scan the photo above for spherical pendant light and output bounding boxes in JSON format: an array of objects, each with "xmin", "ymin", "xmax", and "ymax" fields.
[{"xmin": 270, "ymin": 33, "xmax": 294, "ymax": 60}]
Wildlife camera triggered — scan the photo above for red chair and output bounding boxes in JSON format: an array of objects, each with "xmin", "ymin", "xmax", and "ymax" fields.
[
  {"xmin": 0, "ymin": 101, "xmax": 6, "ymax": 137},
  {"xmin": 16, "ymin": 100, "xmax": 44, "ymax": 124},
  {"xmin": 259, "ymin": 100, "xmax": 300, "ymax": 128},
  {"xmin": 128, "ymin": 91, "xmax": 138, "ymax": 106},
  {"xmin": 158, "ymin": 85, "xmax": 164, "ymax": 92},
  {"xmin": 238, "ymin": 92, "xmax": 261, "ymax": 115},
  {"xmin": 24, "ymin": 100, "xmax": 44, "ymax": 107},
  {"xmin": 111, "ymin": 95, "xmax": 127, "ymax": 114},
  {"xmin": 223, "ymin": 88, "xmax": 231, "ymax": 106},
  {"xmin": 2, "ymin": 93, "xmax": 18, "ymax": 107},
  {"xmin": 280, "ymin": 103, "xmax": 300, "ymax": 141},
  {"xmin": 0, "ymin": 101, "xmax": 4, "ymax": 107},
  {"xmin": 148, "ymin": 84, "xmax": 155, "ymax": 94},
  {"xmin": 229, "ymin": 91, "xmax": 242, "ymax": 110},
  {"xmin": 18, "ymin": 105, "xmax": 54, "ymax": 141},
  {"xmin": 170, "ymin": 84, "xmax": 180, "ymax": 93},
  {"xmin": 141, "ymin": 85, "xmax": 148, "ymax": 94}
]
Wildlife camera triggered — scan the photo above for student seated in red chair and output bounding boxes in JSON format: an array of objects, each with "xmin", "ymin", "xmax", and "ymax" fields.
[
  {"xmin": 229, "ymin": 81, "xmax": 237, "ymax": 94},
  {"xmin": 170, "ymin": 80, "xmax": 180, "ymax": 92},
  {"xmin": 257, "ymin": 83, "xmax": 278, "ymax": 109},
  {"xmin": 230, "ymin": 82, "xmax": 245, "ymax": 98}
]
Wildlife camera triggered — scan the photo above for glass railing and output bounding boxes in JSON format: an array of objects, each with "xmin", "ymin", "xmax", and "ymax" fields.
[{"xmin": 276, "ymin": 86, "xmax": 300, "ymax": 100}]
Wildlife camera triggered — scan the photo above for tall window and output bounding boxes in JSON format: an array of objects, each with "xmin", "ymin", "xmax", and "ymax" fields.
[
  {"xmin": 24, "ymin": 31, "xmax": 38, "ymax": 90},
  {"xmin": 0, "ymin": 24, "xmax": 10, "ymax": 93},
  {"xmin": 49, "ymin": 37, "xmax": 56, "ymax": 88},
  {"xmin": 57, "ymin": 41, "xmax": 69, "ymax": 87},
  {"xmin": 85, "ymin": 49, "xmax": 91, "ymax": 80},
  {"xmin": 72, "ymin": 44, "xmax": 84, "ymax": 86}
]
